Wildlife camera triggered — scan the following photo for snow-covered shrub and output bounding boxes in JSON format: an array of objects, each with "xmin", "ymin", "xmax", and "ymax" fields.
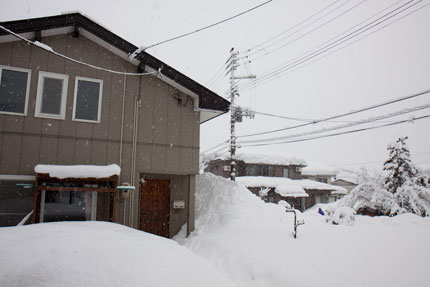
[
  {"xmin": 277, "ymin": 200, "xmax": 291, "ymax": 209},
  {"xmin": 339, "ymin": 178, "xmax": 399, "ymax": 216},
  {"xmin": 326, "ymin": 206, "xmax": 356, "ymax": 225},
  {"xmin": 395, "ymin": 179, "xmax": 430, "ymax": 216}
]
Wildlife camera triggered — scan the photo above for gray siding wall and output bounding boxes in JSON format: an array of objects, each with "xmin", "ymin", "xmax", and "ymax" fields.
[{"xmin": 0, "ymin": 34, "xmax": 200, "ymax": 233}]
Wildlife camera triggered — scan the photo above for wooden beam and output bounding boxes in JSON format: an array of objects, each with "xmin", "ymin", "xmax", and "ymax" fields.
[{"xmin": 36, "ymin": 186, "xmax": 117, "ymax": 193}]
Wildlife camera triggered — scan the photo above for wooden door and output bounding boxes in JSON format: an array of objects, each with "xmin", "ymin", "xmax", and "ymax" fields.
[{"xmin": 140, "ymin": 179, "xmax": 170, "ymax": 237}]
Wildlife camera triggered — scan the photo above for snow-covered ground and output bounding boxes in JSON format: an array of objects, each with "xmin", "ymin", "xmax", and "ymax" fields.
[
  {"xmin": 176, "ymin": 173, "xmax": 430, "ymax": 287},
  {"xmin": 2, "ymin": 173, "xmax": 429, "ymax": 287},
  {"xmin": 0, "ymin": 221, "xmax": 234, "ymax": 287}
]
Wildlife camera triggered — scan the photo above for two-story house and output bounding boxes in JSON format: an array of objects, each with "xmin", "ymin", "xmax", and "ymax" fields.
[
  {"xmin": 205, "ymin": 151, "xmax": 346, "ymax": 210},
  {"xmin": 0, "ymin": 13, "xmax": 229, "ymax": 238}
]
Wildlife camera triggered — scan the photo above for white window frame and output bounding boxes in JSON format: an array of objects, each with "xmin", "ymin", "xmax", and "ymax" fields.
[
  {"xmin": 35, "ymin": 71, "xmax": 69, "ymax": 120},
  {"xmin": 0, "ymin": 65, "xmax": 31, "ymax": 116},
  {"xmin": 72, "ymin": 76, "xmax": 103, "ymax": 123}
]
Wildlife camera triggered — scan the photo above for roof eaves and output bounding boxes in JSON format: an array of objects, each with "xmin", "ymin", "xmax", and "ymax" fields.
[{"xmin": 0, "ymin": 13, "xmax": 230, "ymax": 114}]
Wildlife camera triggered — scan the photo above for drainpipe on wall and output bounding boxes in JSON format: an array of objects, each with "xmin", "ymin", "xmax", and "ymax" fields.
[
  {"xmin": 119, "ymin": 70, "xmax": 127, "ymax": 225},
  {"xmin": 129, "ymin": 75, "xmax": 142, "ymax": 228}
]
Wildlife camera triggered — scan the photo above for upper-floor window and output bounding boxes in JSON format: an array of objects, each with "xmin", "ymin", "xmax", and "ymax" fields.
[
  {"xmin": 316, "ymin": 177, "xmax": 328, "ymax": 184},
  {"xmin": 0, "ymin": 65, "xmax": 31, "ymax": 116},
  {"xmin": 283, "ymin": 168, "xmax": 289, "ymax": 178},
  {"xmin": 247, "ymin": 165, "xmax": 275, "ymax": 177},
  {"xmin": 268, "ymin": 166, "xmax": 275, "ymax": 177},
  {"xmin": 73, "ymin": 77, "xmax": 103, "ymax": 123},
  {"xmin": 35, "ymin": 71, "xmax": 68, "ymax": 119}
]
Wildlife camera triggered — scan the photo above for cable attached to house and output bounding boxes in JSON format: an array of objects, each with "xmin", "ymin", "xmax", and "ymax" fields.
[{"xmin": 0, "ymin": 24, "xmax": 158, "ymax": 76}]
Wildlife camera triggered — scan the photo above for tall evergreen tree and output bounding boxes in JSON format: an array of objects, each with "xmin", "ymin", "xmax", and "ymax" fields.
[{"xmin": 383, "ymin": 137, "xmax": 417, "ymax": 194}]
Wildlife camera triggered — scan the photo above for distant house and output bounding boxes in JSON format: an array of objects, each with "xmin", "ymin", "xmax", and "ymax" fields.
[
  {"xmin": 332, "ymin": 173, "xmax": 359, "ymax": 194},
  {"xmin": 302, "ymin": 163, "xmax": 338, "ymax": 184},
  {"xmin": 205, "ymin": 151, "xmax": 346, "ymax": 211},
  {"xmin": 0, "ymin": 13, "xmax": 229, "ymax": 238},
  {"xmin": 205, "ymin": 151, "xmax": 306, "ymax": 179}
]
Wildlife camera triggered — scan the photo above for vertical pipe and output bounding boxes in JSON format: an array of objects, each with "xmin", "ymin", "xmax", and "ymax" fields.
[
  {"xmin": 129, "ymin": 75, "xmax": 142, "ymax": 228},
  {"xmin": 119, "ymin": 70, "xmax": 127, "ymax": 225},
  {"xmin": 119, "ymin": 70, "xmax": 127, "ymax": 180}
]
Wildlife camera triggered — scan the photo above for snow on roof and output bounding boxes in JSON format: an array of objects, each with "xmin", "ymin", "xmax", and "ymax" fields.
[
  {"xmin": 213, "ymin": 150, "xmax": 306, "ymax": 166},
  {"xmin": 296, "ymin": 179, "xmax": 347, "ymax": 195},
  {"xmin": 333, "ymin": 173, "xmax": 359, "ymax": 185},
  {"xmin": 302, "ymin": 163, "xmax": 338, "ymax": 176},
  {"xmin": 34, "ymin": 164, "xmax": 121, "ymax": 179},
  {"xmin": 236, "ymin": 176, "xmax": 308, "ymax": 198},
  {"xmin": 236, "ymin": 176, "xmax": 347, "ymax": 197}
]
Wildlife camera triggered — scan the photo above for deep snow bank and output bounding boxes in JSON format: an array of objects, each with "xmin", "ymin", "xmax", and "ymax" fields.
[
  {"xmin": 181, "ymin": 173, "xmax": 430, "ymax": 287},
  {"xmin": 0, "ymin": 221, "xmax": 234, "ymax": 287}
]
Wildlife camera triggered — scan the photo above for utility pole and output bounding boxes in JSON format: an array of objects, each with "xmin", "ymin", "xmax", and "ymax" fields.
[{"xmin": 227, "ymin": 48, "xmax": 256, "ymax": 181}]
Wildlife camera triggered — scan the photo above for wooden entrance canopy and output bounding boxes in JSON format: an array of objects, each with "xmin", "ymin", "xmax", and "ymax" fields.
[{"xmin": 32, "ymin": 165, "xmax": 120, "ymax": 224}]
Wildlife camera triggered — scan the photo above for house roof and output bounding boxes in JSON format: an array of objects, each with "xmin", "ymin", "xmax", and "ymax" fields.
[
  {"xmin": 236, "ymin": 176, "xmax": 347, "ymax": 198},
  {"xmin": 212, "ymin": 150, "xmax": 307, "ymax": 166},
  {"xmin": 35, "ymin": 164, "xmax": 121, "ymax": 179},
  {"xmin": 0, "ymin": 13, "xmax": 230, "ymax": 123},
  {"xmin": 302, "ymin": 163, "xmax": 338, "ymax": 176},
  {"xmin": 333, "ymin": 173, "xmax": 359, "ymax": 185}
]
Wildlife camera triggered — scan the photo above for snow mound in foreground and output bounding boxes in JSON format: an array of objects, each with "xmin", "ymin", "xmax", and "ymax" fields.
[
  {"xmin": 181, "ymin": 173, "xmax": 430, "ymax": 287},
  {"xmin": 184, "ymin": 173, "xmax": 299, "ymax": 286},
  {"xmin": 326, "ymin": 206, "xmax": 356, "ymax": 225},
  {"xmin": 0, "ymin": 222, "xmax": 234, "ymax": 287}
]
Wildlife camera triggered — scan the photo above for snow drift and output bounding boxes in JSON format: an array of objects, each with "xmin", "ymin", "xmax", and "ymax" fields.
[
  {"xmin": 179, "ymin": 173, "xmax": 430, "ymax": 287},
  {"xmin": 0, "ymin": 222, "xmax": 234, "ymax": 287}
]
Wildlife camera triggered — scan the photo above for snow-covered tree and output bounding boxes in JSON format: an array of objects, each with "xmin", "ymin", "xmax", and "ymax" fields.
[
  {"xmin": 383, "ymin": 137, "xmax": 418, "ymax": 193},
  {"xmin": 335, "ymin": 137, "xmax": 430, "ymax": 217}
]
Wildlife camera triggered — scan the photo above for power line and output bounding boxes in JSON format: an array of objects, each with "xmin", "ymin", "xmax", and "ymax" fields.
[
  {"xmin": 239, "ymin": 114, "xmax": 430, "ymax": 147},
  {"xmin": 250, "ymin": 109, "xmax": 400, "ymax": 124},
  {"xmin": 206, "ymin": 54, "xmax": 233, "ymax": 87},
  {"xmin": 202, "ymin": 140, "xmax": 229, "ymax": 153},
  {"xmin": 237, "ymin": 0, "xmax": 425, "ymax": 91},
  {"xmin": 237, "ymin": 89, "xmax": 430, "ymax": 138},
  {"xmin": 240, "ymin": 1, "xmax": 429, "ymax": 93},
  {"xmin": 237, "ymin": 0, "xmax": 421, "ymax": 91},
  {"xmin": 143, "ymin": 0, "xmax": 274, "ymax": 50},
  {"xmin": 239, "ymin": 103, "xmax": 430, "ymax": 144},
  {"xmin": 242, "ymin": 0, "xmax": 343, "ymax": 55},
  {"xmin": 0, "ymin": 25, "xmax": 158, "ymax": 76},
  {"xmin": 244, "ymin": 0, "xmax": 366, "ymax": 63}
]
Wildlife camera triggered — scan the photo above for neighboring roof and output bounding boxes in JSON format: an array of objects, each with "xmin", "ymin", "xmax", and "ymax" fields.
[
  {"xmin": 34, "ymin": 164, "xmax": 121, "ymax": 179},
  {"xmin": 213, "ymin": 150, "xmax": 307, "ymax": 166},
  {"xmin": 302, "ymin": 163, "xmax": 338, "ymax": 176},
  {"xmin": 0, "ymin": 13, "xmax": 229, "ymax": 122},
  {"xmin": 333, "ymin": 173, "xmax": 359, "ymax": 185},
  {"xmin": 236, "ymin": 176, "xmax": 347, "ymax": 198}
]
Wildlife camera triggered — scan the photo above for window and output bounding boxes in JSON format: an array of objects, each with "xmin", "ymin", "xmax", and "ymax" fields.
[
  {"xmin": 73, "ymin": 77, "xmax": 103, "ymax": 123},
  {"xmin": 247, "ymin": 165, "xmax": 259, "ymax": 176},
  {"xmin": 316, "ymin": 178, "xmax": 328, "ymax": 184},
  {"xmin": 261, "ymin": 165, "xmax": 269, "ymax": 176},
  {"xmin": 315, "ymin": 195, "xmax": 329, "ymax": 204},
  {"xmin": 0, "ymin": 65, "xmax": 31, "ymax": 115},
  {"xmin": 35, "ymin": 71, "xmax": 68, "ymax": 119},
  {"xmin": 268, "ymin": 166, "xmax": 275, "ymax": 177},
  {"xmin": 283, "ymin": 168, "xmax": 289, "ymax": 178}
]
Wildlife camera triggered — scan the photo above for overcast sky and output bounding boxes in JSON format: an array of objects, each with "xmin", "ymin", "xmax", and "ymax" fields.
[{"xmin": 1, "ymin": 0, "xmax": 429, "ymax": 171}]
